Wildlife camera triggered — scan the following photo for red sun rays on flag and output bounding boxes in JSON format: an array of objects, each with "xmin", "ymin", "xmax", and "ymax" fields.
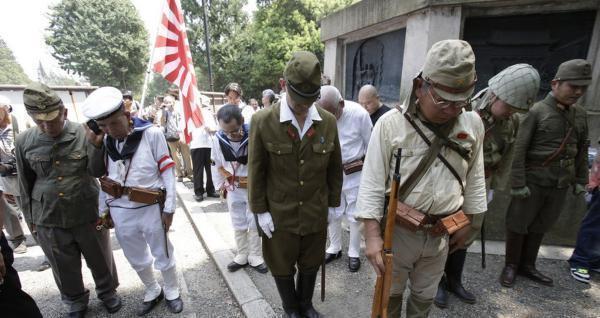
[{"xmin": 152, "ymin": 0, "xmax": 203, "ymax": 143}]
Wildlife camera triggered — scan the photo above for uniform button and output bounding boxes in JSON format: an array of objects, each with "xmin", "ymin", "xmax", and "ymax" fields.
[
  {"xmin": 55, "ymin": 161, "xmax": 60, "ymax": 165},
  {"xmin": 59, "ymin": 192, "xmax": 64, "ymax": 197},
  {"xmin": 300, "ymin": 181, "xmax": 304, "ymax": 186},
  {"xmin": 299, "ymin": 201, "xmax": 303, "ymax": 206},
  {"xmin": 277, "ymin": 150, "xmax": 281, "ymax": 154},
  {"xmin": 57, "ymin": 176, "xmax": 63, "ymax": 181},
  {"xmin": 300, "ymin": 160, "xmax": 304, "ymax": 165},
  {"xmin": 322, "ymin": 150, "xmax": 326, "ymax": 153}
]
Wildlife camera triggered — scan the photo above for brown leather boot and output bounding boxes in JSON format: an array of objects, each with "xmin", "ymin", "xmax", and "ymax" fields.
[
  {"xmin": 518, "ymin": 233, "xmax": 553, "ymax": 286},
  {"xmin": 500, "ymin": 231, "xmax": 525, "ymax": 287}
]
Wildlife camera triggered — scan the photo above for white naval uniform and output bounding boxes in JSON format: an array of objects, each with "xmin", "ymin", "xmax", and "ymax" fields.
[
  {"xmin": 99, "ymin": 125, "xmax": 180, "ymax": 301},
  {"xmin": 325, "ymin": 101, "xmax": 372, "ymax": 258},
  {"xmin": 211, "ymin": 130, "xmax": 264, "ymax": 267}
]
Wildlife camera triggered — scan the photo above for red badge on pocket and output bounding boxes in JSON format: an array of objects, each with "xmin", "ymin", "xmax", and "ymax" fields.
[{"xmin": 456, "ymin": 132, "xmax": 469, "ymax": 140}]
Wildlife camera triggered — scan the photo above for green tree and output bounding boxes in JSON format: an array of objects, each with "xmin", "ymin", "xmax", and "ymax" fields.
[
  {"xmin": 0, "ymin": 37, "xmax": 31, "ymax": 84},
  {"xmin": 37, "ymin": 61, "xmax": 80, "ymax": 86},
  {"xmin": 144, "ymin": 73, "xmax": 173, "ymax": 107},
  {"xmin": 181, "ymin": 0, "xmax": 249, "ymax": 92},
  {"xmin": 46, "ymin": 0, "xmax": 148, "ymax": 91}
]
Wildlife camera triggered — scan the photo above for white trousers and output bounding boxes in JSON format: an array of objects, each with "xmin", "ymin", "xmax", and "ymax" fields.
[
  {"xmin": 326, "ymin": 185, "xmax": 362, "ymax": 258},
  {"xmin": 111, "ymin": 204, "xmax": 180, "ymax": 300},
  {"xmin": 227, "ymin": 188, "xmax": 264, "ymax": 266}
]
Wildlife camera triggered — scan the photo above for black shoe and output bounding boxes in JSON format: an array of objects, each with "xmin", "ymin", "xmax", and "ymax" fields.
[
  {"xmin": 68, "ymin": 308, "xmax": 87, "ymax": 318},
  {"xmin": 324, "ymin": 251, "xmax": 342, "ymax": 264},
  {"xmin": 136, "ymin": 290, "xmax": 164, "ymax": 316},
  {"xmin": 446, "ymin": 249, "xmax": 476, "ymax": 304},
  {"xmin": 194, "ymin": 194, "xmax": 204, "ymax": 202},
  {"xmin": 227, "ymin": 261, "xmax": 248, "ymax": 272},
  {"xmin": 166, "ymin": 296, "xmax": 184, "ymax": 313},
  {"xmin": 518, "ymin": 265, "xmax": 554, "ymax": 286},
  {"xmin": 103, "ymin": 295, "xmax": 123, "ymax": 313},
  {"xmin": 434, "ymin": 278, "xmax": 448, "ymax": 309},
  {"xmin": 348, "ymin": 257, "xmax": 361, "ymax": 272},
  {"xmin": 250, "ymin": 262, "xmax": 269, "ymax": 274},
  {"xmin": 206, "ymin": 191, "xmax": 220, "ymax": 198}
]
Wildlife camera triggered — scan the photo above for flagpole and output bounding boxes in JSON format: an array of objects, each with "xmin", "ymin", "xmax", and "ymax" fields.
[
  {"xmin": 140, "ymin": 0, "xmax": 166, "ymax": 108},
  {"xmin": 200, "ymin": 0, "xmax": 214, "ymax": 92}
]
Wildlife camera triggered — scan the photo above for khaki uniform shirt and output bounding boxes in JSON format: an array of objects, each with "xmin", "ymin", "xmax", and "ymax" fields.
[
  {"xmin": 248, "ymin": 101, "xmax": 343, "ymax": 235},
  {"xmin": 15, "ymin": 121, "xmax": 105, "ymax": 228},
  {"xmin": 355, "ymin": 104, "xmax": 487, "ymax": 222},
  {"xmin": 472, "ymin": 89, "xmax": 519, "ymax": 191},
  {"xmin": 511, "ymin": 93, "xmax": 588, "ymax": 189}
]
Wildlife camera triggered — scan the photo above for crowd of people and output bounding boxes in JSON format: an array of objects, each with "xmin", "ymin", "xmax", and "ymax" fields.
[{"xmin": 0, "ymin": 40, "xmax": 598, "ymax": 318}]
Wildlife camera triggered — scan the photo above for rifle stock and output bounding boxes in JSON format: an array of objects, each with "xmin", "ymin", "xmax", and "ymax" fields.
[{"xmin": 371, "ymin": 148, "xmax": 402, "ymax": 317}]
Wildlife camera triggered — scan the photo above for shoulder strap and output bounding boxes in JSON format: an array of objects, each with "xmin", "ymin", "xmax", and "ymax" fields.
[
  {"xmin": 542, "ymin": 127, "xmax": 573, "ymax": 167},
  {"xmin": 396, "ymin": 136, "xmax": 444, "ymax": 202},
  {"xmin": 402, "ymin": 109, "xmax": 465, "ymax": 195}
]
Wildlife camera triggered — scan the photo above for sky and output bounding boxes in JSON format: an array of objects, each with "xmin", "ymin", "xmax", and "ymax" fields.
[{"xmin": 0, "ymin": 0, "xmax": 257, "ymax": 81}]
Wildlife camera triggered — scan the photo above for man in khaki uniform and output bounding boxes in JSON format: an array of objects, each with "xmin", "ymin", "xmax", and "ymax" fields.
[
  {"xmin": 15, "ymin": 82, "xmax": 121, "ymax": 317},
  {"xmin": 248, "ymin": 51, "xmax": 343, "ymax": 318},
  {"xmin": 435, "ymin": 64, "xmax": 540, "ymax": 308},
  {"xmin": 356, "ymin": 40, "xmax": 487, "ymax": 317},
  {"xmin": 501, "ymin": 59, "xmax": 590, "ymax": 288}
]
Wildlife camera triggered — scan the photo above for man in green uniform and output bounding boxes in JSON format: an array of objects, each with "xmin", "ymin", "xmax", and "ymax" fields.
[
  {"xmin": 15, "ymin": 82, "xmax": 121, "ymax": 317},
  {"xmin": 358, "ymin": 40, "xmax": 487, "ymax": 317},
  {"xmin": 501, "ymin": 59, "xmax": 590, "ymax": 288},
  {"xmin": 435, "ymin": 64, "xmax": 540, "ymax": 308},
  {"xmin": 248, "ymin": 51, "xmax": 343, "ymax": 318}
]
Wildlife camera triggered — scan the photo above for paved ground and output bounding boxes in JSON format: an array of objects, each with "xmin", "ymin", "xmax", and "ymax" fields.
[{"xmin": 12, "ymin": 199, "xmax": 243, "ymax": 318}]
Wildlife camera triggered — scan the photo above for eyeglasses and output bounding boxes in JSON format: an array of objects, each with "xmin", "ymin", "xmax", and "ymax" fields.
[
  {"xmin": 426, "ymin": 82, "xmax": 470, "ymax": 110},
  {"xmin": 223, "ymin": 128, "xmax": 243, "ymax": 138}
]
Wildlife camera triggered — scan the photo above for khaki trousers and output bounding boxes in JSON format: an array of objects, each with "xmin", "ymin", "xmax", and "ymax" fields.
[
  {"xmin": 391, "ymin": 226, "xmax": 448, "ymax": 301},
  {"xmin": 168, "ymin": 140, "xmax": 193, "ymax": 177},
  {"xmin": 36, "ymin": 223, "xmax": 119, "ymax": 313}
]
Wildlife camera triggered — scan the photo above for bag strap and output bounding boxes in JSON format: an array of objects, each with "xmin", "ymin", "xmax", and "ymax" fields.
[
  {"xmin": 542, "ymin": 126, "xmax": 573, "ymax": 167},
  {"xmin": 399, "ymin": 106, "xmax": 465, "ymax": 195},
  {"xmin": 396, "ymin": 136, "xmax": 444, "ymax": 202}
]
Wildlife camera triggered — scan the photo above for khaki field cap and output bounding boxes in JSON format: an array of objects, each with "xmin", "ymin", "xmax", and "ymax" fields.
[
  {"xmin": 488, "ymin": 64, "xmax": 540, "ymax": 112},
  {"xmin": 284, "ymin": 51, "xmax": 321, "ymax": 104},
  {"xmin": 23, "ymin": 82, "xmax": 63, "ymax": 121},
  {"xmin": 554, "ymin": 59, "xmax": 592, "ymax": 86},
  {"xmin": 82, "ymin": 87, "xmax": 124, "ymax": 120},
  {"xmin": 422, "ymin": 40, "xmax": 477, "ymax": 101}
]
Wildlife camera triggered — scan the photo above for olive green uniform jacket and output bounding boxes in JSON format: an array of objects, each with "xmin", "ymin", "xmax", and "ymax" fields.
[
  {"xmin": 248, "ymin": 102, "xmax": 343, "ymax": 235},
  {"xmin": 511, "ymin": 93, "xmax": 588, "ymax": 189},
  {"xmin": 15, "ymin": 121, "xmax": 106, "ymax": 228}
]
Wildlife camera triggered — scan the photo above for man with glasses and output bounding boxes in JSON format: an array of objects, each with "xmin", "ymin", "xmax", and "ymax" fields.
[
  {"xmin": 502, "ymin": 59, "xmax": 590, "ymax": 288},
  {"xmin": 356, "ymin": 40, "xmax": 487, "ymax": 317},
  {"xmin": 317, "ymin": 85, "xmax": 372, "ymax": 272},
  {"xmin": 434, "ymin": 64, "xmax": 540, "ymax": 308},
  {"xmin": 211, "ymin": 104, "xmax": 268, "ymax": 274},
  {"xmin": 248, "ymin": 51, "xmax": 343, "ymax": 318}
]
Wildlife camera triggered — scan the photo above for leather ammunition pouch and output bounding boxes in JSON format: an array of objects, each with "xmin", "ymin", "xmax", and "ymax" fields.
[
  {"xmin": 235, "ymin": 176, "xmax": 248, "ymax": 189},
  {"xmin": 99, "ymin": 176, "xmax": 124, "ymax": 198},
  {"xmin": 395, "ymin": 201, "xmax": 470, "ymax": 236},
  {"xmin": 125, "ymin": 187, "xmax": 165, "ymax": 205},
  {"xmin": 343, "ymin": 160, "xmax": 364, "ymax": 175}
]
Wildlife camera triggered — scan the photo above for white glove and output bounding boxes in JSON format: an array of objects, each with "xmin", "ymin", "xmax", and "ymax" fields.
[{"xmin": 257, "ymin": 212, "xmax": 275, "ymax": 239}]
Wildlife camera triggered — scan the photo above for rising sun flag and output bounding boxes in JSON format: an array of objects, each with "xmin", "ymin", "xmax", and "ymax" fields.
[{"xmin": 152, "ymin": 0, "xmax": 203, "ymax": 143}]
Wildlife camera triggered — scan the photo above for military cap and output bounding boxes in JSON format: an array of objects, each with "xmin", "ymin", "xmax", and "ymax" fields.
[
  {"xmin": 262, "ymin": 89, "xmax": 275, "ymax": 98},
  {"xmin": 422, "ymin": 40, "xmax": 477, "ymax": 101},
  {"xmin": 489, "ymin": 64, "xmax": 540, "ymax": 112},
  {"xmin": 122, "ymin": 90, "xmax": 133, "ymax": 98},
  {"xmin": 224, "ymin": 83, "xmax": 243, "ymax": 96},
  {"xmin": 82, "ymin": 87, "xmax": 124, "ymax": 120},
  {"xmin": 23, "ymin": 82, "xmax": 63, "ymax": 121},
  {"xmin": 554, "ymin": 59, "xmax": 592, "ymax": 86},
  {"xmin": 284, "ymin": 51, "xmax": 321, "ymax": 104}
]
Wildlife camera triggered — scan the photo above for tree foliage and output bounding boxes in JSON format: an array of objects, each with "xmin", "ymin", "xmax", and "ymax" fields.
[
  {"xmin": 180, "ymin": 0, "xmax": 354, "ymax": 100},
  {"xmin": 0, "ymin": 37, "xmax": 31, "ymax": 85},
  {"xmin": 46, "ymin": 0, "xmax": 148, "ymax": 90}
]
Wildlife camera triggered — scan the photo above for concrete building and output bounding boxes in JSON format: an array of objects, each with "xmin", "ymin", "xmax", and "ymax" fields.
[{"xmin": 321, "ymin": 0, "xmax": 599, "ymax": 245}]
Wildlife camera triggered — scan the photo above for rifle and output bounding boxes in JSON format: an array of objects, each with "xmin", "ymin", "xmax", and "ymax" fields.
[{"xmin": 371, "ymin": 148, "xmax": 402, "ymax": 318}]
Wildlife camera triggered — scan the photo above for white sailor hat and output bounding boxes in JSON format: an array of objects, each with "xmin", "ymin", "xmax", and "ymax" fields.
[{"xmin": 82, "ymin": 87, "xmax": 124, "ymax": 120}]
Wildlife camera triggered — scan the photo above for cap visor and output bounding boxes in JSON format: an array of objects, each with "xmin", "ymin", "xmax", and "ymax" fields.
[
  {"xmin": 566, "ymin": 79, "xmax": 591, "ymax": 86},
  {"xmin": 31, "ymin": 109, "xmax": 60, "ymax": 121},
  {"xmin": 432, "ymin": 86, "xmax": 474, "ymax": 102},
  {"xmin": 286, "ymin": 88, "xmax": 318, "ymax": 105}
]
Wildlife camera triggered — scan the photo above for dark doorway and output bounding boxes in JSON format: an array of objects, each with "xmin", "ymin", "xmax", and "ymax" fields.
[
  {"xmin": 464, "ymin": 11, "xmax": 596, "ymax": 98},
  {"xmin": 345, "ymin": 28, "xmax": 406, "ymax": 103}
]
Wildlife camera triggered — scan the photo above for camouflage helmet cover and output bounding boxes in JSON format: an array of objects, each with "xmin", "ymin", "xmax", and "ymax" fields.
[{"xmin": 488, "ymin": 64, "xmax": 540, "ymax": 111}]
